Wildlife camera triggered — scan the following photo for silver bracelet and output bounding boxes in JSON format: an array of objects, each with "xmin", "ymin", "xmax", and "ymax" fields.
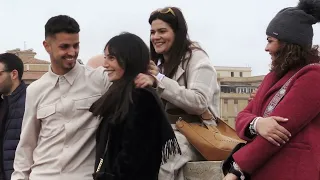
[
  {"xmin": 249, "ymin": 118, "xmax": 257, "ymax": 135},
  {"xmin": 233, "ymin": 162, "xmax": 245, "ymax": 180}
]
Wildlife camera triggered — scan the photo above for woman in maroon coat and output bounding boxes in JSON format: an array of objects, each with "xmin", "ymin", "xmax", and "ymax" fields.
[{"xmin": 223, "ymin": 0, "xmax": 320, "ymax": 180}]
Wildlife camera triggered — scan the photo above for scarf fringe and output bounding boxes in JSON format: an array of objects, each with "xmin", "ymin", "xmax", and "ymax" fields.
[{"xmin": 161, "ymin": 138, "xmax": 182, "ymax": 165}]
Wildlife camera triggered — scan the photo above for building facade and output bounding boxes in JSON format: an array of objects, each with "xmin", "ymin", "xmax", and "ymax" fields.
[
  {"xmin": 215, "ymin": 66, "xmax": 252, "ymax": 78},
  {"xmin": 6, "ymin": 48, "xmax": 50, "ymax": 85},
  {"xmin": 216, "ymin": 67, "xmax": 264, "ymax": 128}
]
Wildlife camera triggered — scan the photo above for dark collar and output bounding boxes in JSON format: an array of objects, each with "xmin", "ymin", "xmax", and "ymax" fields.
[{"xmin": 6, "ymin": 81, "xmax": 26, "ymax": 103}]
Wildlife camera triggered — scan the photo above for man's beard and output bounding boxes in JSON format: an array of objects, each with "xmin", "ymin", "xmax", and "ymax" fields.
[{"xmin": 0, "ymin": 78, "xmax": 13, "ymax": 95}]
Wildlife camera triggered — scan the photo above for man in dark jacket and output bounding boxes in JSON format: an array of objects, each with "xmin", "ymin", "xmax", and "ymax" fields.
[{"xmin": 0, "ymin": 53, "xmax": 26, "ymax": 180}]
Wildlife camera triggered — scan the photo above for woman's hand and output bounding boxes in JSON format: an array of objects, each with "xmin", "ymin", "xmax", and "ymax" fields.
[
  {"xmin": 256, "ymin": 116, "xmax": 291, "ymax": 146},
  {"xmin": 223, "ymin": 173, "xmax": 238, "ymax": 180},
  {"xmin": 134, "ymin": 73, "xmax": 156, "ymax": 88},
  {"xmin": 148, "ymin": 60, "xmax": 159, "ymax": 76},
  {"xmin": 248, "ymin": 89, "xmax": 257, "ymax": 102}
]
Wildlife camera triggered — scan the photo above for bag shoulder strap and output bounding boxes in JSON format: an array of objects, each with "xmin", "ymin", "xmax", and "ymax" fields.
[
  {"xmin": 263, "ymin": 63, "xmax": 320, "ymax": 117},
  {"xmin": 96, "ymin": 127, "xmax": 111, "ymax": 173}
]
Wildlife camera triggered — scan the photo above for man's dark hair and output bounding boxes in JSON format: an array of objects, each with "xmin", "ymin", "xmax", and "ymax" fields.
[
  {"xmin": 0, "ymin": 53, "xmax": 24, "ymax": 80},
  {"xmin": 45, "ymin": 15, "xmax": 80, "ymax": 38}
]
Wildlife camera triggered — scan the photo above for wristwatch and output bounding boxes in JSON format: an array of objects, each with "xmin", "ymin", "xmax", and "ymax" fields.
[{"xmin": 249, "ymin": 118, "xmax": 257, "ymax": 135}]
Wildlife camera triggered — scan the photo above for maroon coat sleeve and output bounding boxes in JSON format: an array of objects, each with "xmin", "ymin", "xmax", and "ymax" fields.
[
  {"xmin": 233, "ymin": 66, "xmax": 320, "ymax": 174},
  {"xmin": 235, "ymin": 101, "xmax": 258, "ymax": 141},
  {"xmin": 235, "ymin": 74, "xmax": 270, "ymax": 141}
]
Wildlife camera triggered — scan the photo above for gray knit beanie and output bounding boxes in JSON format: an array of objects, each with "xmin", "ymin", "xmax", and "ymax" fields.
[{"xmin": 266, "ymin": 0, "xmax": 320, "ymax": 47}]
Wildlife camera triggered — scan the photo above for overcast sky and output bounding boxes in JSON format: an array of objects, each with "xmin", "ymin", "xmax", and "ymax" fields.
[{"xmin": 1, "ymin": 0, "xmax": 319, "ymax": 75}]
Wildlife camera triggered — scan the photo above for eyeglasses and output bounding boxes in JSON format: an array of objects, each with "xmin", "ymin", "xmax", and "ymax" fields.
[
  {"xmin": 151, "ymin": 7, "xmax": 176, "ymax": 17},
  {"xmin": 0, "ymin": 70, "xmax": 9, "ymax": 74}
]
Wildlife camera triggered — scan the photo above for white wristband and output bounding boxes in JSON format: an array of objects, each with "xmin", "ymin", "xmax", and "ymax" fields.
[
  {"xmin": 156, "ymin": 73, "xmax": 165, "ymax": 81},
  {"xmin": 253, "ymin": 117, "xmax": 262, "ymax": 134}
]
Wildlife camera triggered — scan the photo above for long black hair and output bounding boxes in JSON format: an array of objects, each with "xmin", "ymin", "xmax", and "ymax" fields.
[
  {"xmin": 149, "ymin": 7, "xmax": 205, "ymax": 79},
  {"xmin": 89, "ymin": 32, "xmax": 150, "ymax": 123}
]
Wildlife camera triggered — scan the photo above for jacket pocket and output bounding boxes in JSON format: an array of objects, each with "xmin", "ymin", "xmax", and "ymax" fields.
[
  {"xmin": 253, "ymin": 144, "xmax": 317, "ymax": 180},
  {"xmin": 37, "ymin": 104, "xmax": 61, "ymax": 138},
  {"xmin": 37, "ymin": 104, "xmax": 56, "ymax": 119},
  {"xmin": 74, "ymin": 94, "xmax": 101, "ymax": 110},
  {"xmin": 73, "ymin": 94, "xmax": 102, "ymax": 130},
  {"xmin": 285, "ymin": 142, "xmax": 311, "ymax": 150}
]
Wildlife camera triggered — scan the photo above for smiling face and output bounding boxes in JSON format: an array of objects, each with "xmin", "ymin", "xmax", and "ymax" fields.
[
  {"xmin": 265, "ymin": 36, "xmax": 281, "ymax": 62},
  {"xmin": 43, "ymin": 32, "xmax": 80, "ymax": 75},
  {"xmin": 103, "ymin": 46, "xmax": 125, "ymax": 82},
  {"xmin": 150, "ymin": 19, "xmax": 175, "ymax": 55}
]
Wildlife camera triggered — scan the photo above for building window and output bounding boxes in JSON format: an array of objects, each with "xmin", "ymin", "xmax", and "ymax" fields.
[
  {"xmin": 240, "ymin": 72, "xmax": 243, "ymax": 77},
  {"xmin": 224, "ymin": 99, "xmax": 228, "ymax": 104},
  {"xmin": 234, "ymin": 99, "xmax": 238, "ymax": 104},
  {"xmin": 231, "ymin": 72, "xmax": 234, "ymax": 77}
]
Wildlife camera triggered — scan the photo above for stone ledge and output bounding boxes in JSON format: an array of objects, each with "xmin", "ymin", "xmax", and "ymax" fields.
[{"xmin": 183, "ymin": 161, "xmax": 223, "ymax": 180}]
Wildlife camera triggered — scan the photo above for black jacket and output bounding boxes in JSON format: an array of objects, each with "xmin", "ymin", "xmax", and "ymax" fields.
[
  {"xmin": 94, "ymin": 88, "xmax": 171, "ymax": 180},
  {"xmin": 0, "ymin": 81, "xmax": 26, "ymax": 180}
]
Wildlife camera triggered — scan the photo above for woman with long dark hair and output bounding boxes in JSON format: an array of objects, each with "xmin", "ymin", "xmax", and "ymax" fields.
[
  {"xmin": 90, "ymin": 32, "xmax": 180, "ymax": 180},
  {"xmin": 148, "ymin": 7, "xmax": 220, "ymax": 180}
]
